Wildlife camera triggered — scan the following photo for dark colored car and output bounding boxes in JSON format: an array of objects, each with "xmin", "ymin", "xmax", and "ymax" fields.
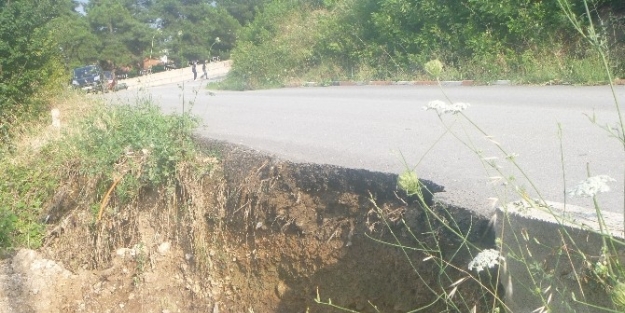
[{"xmin": 71, "ymin": 65, "xmax": 105, "ymax": 93}]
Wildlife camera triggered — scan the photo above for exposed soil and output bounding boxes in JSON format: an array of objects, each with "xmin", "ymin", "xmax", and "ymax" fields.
[{"xmin": 0, "ymin": 140, "xmax": 495, "ymax": 313}]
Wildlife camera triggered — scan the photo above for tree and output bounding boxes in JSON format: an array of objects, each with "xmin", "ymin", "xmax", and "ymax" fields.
[
  {"xmin": 0, "ymin": 0, "xmax": 71, "ymax": 145},
  {"xmin": 214, "ymin": 0, "xmax": 270, "ymax": 26},
  {"xmin": 86, "ymin": 0, "xmax": 153, "ymax": 67},
  {"xmin": 153, "ymin": 0, "xmax": 239, "ymax": 64},
  {"xmin": 49, "ymin": 14, "xmax": 101, "ymax": 69}
]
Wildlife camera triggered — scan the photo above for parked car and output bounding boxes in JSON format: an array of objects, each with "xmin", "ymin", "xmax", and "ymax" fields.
[{"xmin": 71, "ymin": 65, "xmax": 105, "ymax": 93}]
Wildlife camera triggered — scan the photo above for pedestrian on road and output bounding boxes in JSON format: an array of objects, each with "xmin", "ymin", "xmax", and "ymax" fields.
[
  {"xmin": 191, "ymin": 61, "xmax": 197, "ymax": 81},
  {"xmin": 201, "ymin": 60, "xmax": 208, "ymax": 79}
]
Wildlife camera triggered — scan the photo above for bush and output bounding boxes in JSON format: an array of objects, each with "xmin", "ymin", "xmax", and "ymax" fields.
[
  {"xmin": 0, "ymin": 91, "xmax": 201, "ymax": 250},
  {"xmin": 70, "ymin": 98, "xmax": 199, "ymax": 196},
  {"xmin": 0, "ymin": 1, "xmax": 67, "ymax": 147},
  {"xmin": 223, "ymin": 2, "xmax": 319, "ymax": 89},
  {"xmin": 220, "ymin": 0, "xmax": 624, "ymax": 89}
]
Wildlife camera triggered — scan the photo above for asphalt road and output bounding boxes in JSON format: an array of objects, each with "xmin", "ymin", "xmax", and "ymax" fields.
[{"xmin": 108, "ymin": 83, "xmax": 625, "ymax": 217}]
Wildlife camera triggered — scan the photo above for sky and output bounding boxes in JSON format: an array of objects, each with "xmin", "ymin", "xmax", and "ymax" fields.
[{"xmin": 75, "ymin": 0, "xmax": 87, "ymax": 15}]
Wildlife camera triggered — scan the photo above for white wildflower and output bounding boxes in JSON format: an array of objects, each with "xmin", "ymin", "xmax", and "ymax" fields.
[
  {"xmin": 468, "ymin": 249, "xmax": 504, "ymax": 272},
  {"xmin": 423, "ymin": 100, "xmax": 470, "ymax": 115},
  {"xmin": 567, "ymin": 175, "xmax": 616, "ymax": 198}
]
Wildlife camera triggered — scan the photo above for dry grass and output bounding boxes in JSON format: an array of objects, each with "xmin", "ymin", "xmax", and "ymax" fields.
[{"xmin": 5, "ymin": 90, "xmax": 98, "ymax": 163}]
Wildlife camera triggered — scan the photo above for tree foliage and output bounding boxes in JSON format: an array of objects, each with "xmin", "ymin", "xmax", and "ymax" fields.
[
  {"xmin": 0, "ymin": 0, "xmax": 70, "ymax": 146},
  {"xmin": 42, "ymin": 0, "xmax": 242, "ymax": 68},
  {"xmin": 154, "ymin": 0, "xmax": 239, "ymax": 65},
  {"xmin": 50, "ymin": 14, "xmax": 100, "ymax": 69},
  {"xmin": 86, "ymin": 0, "xmax": 154, "ymax": 67},
  {"xmin": 214, "ymin": 0, "xmax": 268, "ymax": 26},
  {"xmin": 226, "ymin": 0, "xmax": 625, "ymax": 88}
]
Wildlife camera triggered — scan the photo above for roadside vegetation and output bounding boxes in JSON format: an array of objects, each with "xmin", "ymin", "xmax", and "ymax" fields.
[
  {"xmin": 0, "ymin": 2, "xmax": 208, "ymax": 250},
  {"xmin": 222, "ymin": 0, "xmax": 625, "ymax": 89},
  {"xmin": 0, "ymin": 1, "xmax": 68, "ymax": 147},
  {"xmin": 0, "ymin": 90, "xmax": 202, "ymax": 249}
]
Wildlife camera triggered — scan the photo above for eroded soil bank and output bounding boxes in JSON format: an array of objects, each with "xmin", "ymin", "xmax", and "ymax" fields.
[{"xmin": 0, "ymin": 140, "xmax": 496, "ymax": 313}]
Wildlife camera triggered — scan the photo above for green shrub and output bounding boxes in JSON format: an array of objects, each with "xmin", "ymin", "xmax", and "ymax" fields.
[
  {"xmin": 0, "ymin": 1, "xmax": 67, "ymax": 146},
  {"xmin": 70, "ymin": 98, "xmax": 199, "ymax": 192},
  {"xmin": 219, "ymin": 0, "xmax": 624, "ymax": 89},
  {"xmin": 0, "ymin": 92, "xmax": 201, "ymax": 250},
  {"xmin": 0, "ymin": 158, "xmax": 60, "ymax": 249},
  {"xmin": 223, "ymin": 2, "xmax": 320, "ymax": 89}
]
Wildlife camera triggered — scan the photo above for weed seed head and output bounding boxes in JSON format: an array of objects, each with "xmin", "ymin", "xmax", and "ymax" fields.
[
  {"xmin": 468, "ymin": 249, "xmax": 504, "ymax": 272},
  {"xmin": 567, "ymin": 175, "xmax": 615, "ymax": 198},
  {"xmin": 398, "ymin": 170, "xmax": 420, "ymax": 196},
  {"xmin": 424, "ymin": 59, "xmax": 443, "ymax": 78}
]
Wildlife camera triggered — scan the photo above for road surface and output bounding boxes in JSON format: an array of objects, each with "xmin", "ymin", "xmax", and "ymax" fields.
[{"xmin": 107, "ymin": 82, "xmax": 625, "ymax": 218}]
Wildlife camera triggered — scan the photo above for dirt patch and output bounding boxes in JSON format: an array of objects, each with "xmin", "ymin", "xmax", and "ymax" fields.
[{"xmin": 0, "ymin": 140, "xmax": 496, "ymax": 313}]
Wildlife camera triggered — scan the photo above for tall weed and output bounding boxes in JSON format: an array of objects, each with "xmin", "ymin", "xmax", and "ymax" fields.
[{"xmin": 64, "ymin": 96, "xmax": 201, "ymax": 209}]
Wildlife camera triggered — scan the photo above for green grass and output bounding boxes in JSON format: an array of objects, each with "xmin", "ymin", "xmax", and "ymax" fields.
[{"xmin": 0, "ymin": 91, "xmax": 202, "ymax": 250}]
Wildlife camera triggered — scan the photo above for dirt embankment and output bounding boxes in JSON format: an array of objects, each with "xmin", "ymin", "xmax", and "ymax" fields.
[{"xmin": 0, "ymin": 140, "xmax": 496, "ymax": 313}]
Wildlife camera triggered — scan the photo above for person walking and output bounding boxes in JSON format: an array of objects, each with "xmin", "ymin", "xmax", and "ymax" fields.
[
  {"xmin": 191, "ymin": 61, "xmax": 197, "ymax": 81},
  {"xmin": 200, "ymin": 61, "xmax": 208, "ymax": 79}
]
